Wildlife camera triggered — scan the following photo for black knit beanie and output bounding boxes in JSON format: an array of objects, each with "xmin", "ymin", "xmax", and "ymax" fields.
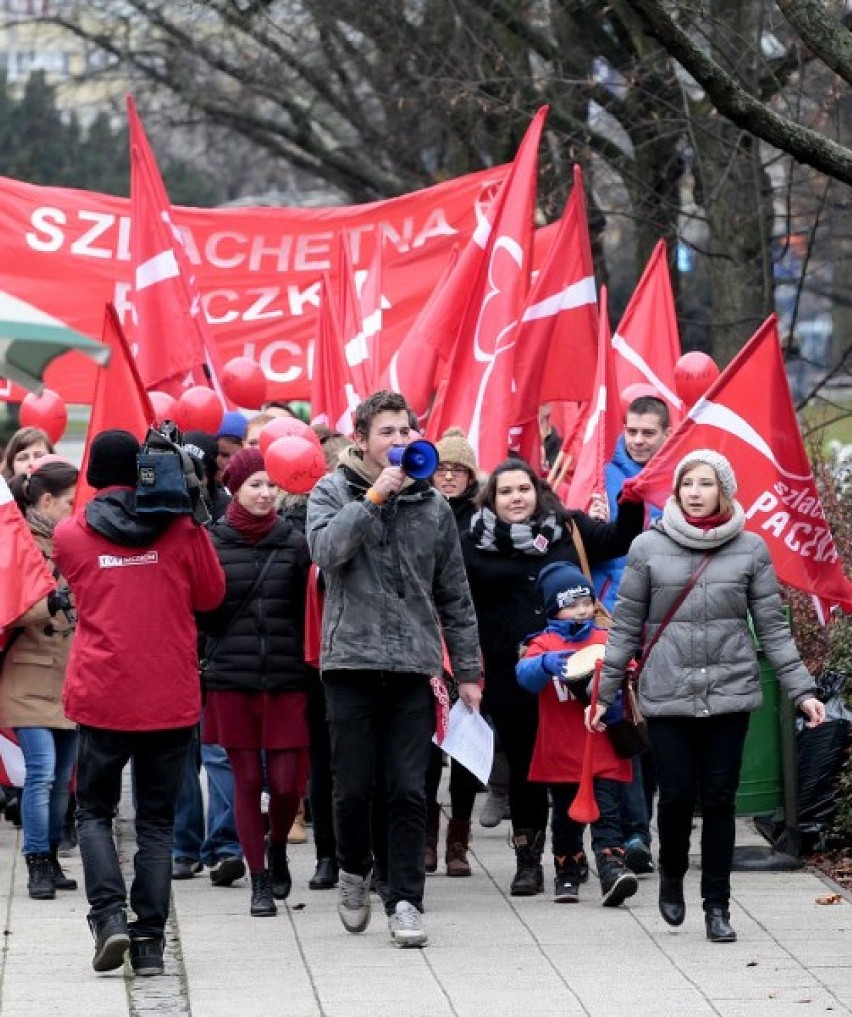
[{"xmin": 86, "ymin": 430, "xmax": 140, "ymax": 490}]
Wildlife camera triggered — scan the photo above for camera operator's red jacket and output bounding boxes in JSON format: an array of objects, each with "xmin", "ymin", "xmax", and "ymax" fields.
[{"xmin": 54, "ymin": 488, "xmax": 225, "ymax": 731}]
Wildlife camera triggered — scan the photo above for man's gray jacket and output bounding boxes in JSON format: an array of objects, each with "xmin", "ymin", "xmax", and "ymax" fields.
[{"xmin": 306, "ymin": 462, "xmax": 481, "ymax": 683}]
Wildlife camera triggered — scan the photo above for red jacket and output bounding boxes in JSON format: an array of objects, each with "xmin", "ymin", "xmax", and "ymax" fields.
[
  {"xmin": 54, "ymin": 499, "xmax": 225, "ymax": 731},
  {"xmin": 524, "ymin": 629, "xmax": 631, "ymax": 784}
]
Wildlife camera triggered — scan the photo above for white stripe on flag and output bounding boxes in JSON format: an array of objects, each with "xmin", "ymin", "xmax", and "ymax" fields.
[
  {"xmin": 136, "ymin": 250, "xmax": 179, "ymax": 291},
  {"xmin": 0, "ymin": 476, "xmax": 12, "ymax": 506},
  {"xmin": 521, "ymin": 276, "xmax": 596, "ymax": 322},
  {"xmin": 611, "ymin": 332, "xmax": 682, "ymax": 409}
]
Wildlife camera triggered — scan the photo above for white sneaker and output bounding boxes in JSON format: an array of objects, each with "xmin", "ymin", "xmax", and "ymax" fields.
[
  {"xmin": 388, "ymin": 901, "xmax": 428, "ymax": 948},
  {"xmin": 337, "ymin": 870, "xmax": 371, "ymax": 933}
]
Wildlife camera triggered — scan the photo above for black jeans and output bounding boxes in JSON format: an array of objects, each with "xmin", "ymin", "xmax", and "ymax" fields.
[
  {"xmin": 550, "ymin": 778, "xmax": 623, "ymax": 860},
  {"xmin": 323, "ymin": 670, "xmax": 434, "ymax": 914},
  {"xmin": 306, "ymin": 673, "xmax": 336, "ymax": 861},
  {"xmin": 425, "ymin": 743, "xmax": 480, "ymax": 821},
  {"xmin": 648, "ymin": 713, "xmax": 750, "ymax": 910},
  {"xmin": 76, "ymin": 724, "xmax": 194, "ymax": 938},
  {"xmin": 486, "ymin": 698, "xmax": 549, "ymax": 834}
]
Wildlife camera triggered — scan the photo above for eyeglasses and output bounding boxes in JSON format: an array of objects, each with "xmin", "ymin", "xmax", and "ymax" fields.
[{"xmin": 437, "ymin": 463, "xmax": 468, "ymax": 477}]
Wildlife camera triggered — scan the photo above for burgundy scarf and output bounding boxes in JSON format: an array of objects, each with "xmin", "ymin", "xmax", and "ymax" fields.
[
  {"xmin": 225, "ymin": 500, "xmax": 278, "ymax": 543},
  {"xmin": 683, "ymin": 509, "xmax": 732, "ymax": 532}
]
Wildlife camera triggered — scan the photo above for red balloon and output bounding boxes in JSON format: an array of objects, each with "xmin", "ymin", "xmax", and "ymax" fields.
[
  {"xmin": 259, "ymin": 416, "xmax": 322, "ymax": 456},
  {"xmin": 265, "ymin": 435, "xmax": 326, "ymax": 494},
  {"xmin": 619, "ymin": 382, "xmax": 661, "ymax": 415},
  {"xmin": 674, "ymin": 351, "xmax": 720, "ymax": 409},
  {"xmin": 19, "ymin": 388, "xmax": 67, "ymax": 444},
  {"xmin": 148, "ymin": 390, "xmax": 178, "ymax": 426},
  {"xmin": 222, "ymin": 356, "xmax": 267, "ymax": 409},
  {"xmin": 173, "ymin": 386, "xmax": 224, "ymax": 434}
]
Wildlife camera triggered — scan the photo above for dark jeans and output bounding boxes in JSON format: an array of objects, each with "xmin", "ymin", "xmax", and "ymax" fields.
[
  {"xmin": 306, "ymin": 674, "xmax": 336, "ymax": 860},
  {"xmin": 620, "ymin": 754, "xmax": 651, "ymax": 846},
  {"xmin": 550, "ymin": 778, "xmax": 623, "ymax": 860},
  {"xmin": 76, "ymin": 724, "xmax": 194, "ymax": 938},
  {"xmin": 425, "ymin": 743, "xmax": 480, "ymax": 821},
  {"xmin": 323, "ymin": 670, "xmax": 434, "ymax": 914},
  {"xmin": 648, "ymin": 713, "xmax": 750, "ymax": 910},
  {"xmin": 486, "ymin": 698, "xmax": 549, "ymax": 834}
]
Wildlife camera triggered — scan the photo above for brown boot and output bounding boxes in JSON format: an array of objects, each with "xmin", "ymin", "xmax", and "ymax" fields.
[
  {"xmin": 425, "ymin": 801, "xmax": 440, "ymax": 873},
  {"xmin": 445, "ymin": 818, "xmax": 471, "ymax": 877}
]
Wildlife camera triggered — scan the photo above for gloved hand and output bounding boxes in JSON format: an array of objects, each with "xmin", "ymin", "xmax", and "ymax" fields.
[
  {"xmin": 540, "ymin": 651, "xmax": 570, "ymax": 677},
  {"xmin": 47, "ymin": 588, "xmax": 73, "ymax": 618},
  {"xmin": 619, "ymin": 476, "xmax": 644, "ymax": 504}
]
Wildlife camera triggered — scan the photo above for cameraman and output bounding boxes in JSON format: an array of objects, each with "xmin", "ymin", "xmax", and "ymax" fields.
[{"xmin": 54, "ymin": 430, "xmax": 225, "ymax": 977}]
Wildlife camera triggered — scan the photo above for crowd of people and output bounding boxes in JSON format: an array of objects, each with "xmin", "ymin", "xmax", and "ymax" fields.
[{"xmin": 0, "ymin": 387, "xmax": 827, "ymax": 974}]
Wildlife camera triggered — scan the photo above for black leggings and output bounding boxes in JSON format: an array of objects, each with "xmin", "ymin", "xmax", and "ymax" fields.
[
  {"xmin": 425, "ymin": 744, "xmax": 479, "ymax": 821},
  {"xmin": 486, "ymin": 698, "xmax": 549, "ymax": 834}
]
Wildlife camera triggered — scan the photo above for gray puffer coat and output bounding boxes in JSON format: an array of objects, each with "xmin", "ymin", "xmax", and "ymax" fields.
[
  {"xmin": 600, "ymin": 523, "xmax": 815, "ymax": 717},
  {"xmin": 306, "ymin": 458, "xmax": 481, "ymax": 683}
]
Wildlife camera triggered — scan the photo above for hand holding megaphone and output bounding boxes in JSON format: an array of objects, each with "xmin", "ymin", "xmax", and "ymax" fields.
[{"xmin": 386, "ymin": 439, "xmax": 439, "ymax": 479}]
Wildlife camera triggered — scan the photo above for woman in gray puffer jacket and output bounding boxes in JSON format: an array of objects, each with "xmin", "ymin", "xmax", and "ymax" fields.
[{"xmin": 588, "ymin": 449, "xmax": 825, "ymax": 945}]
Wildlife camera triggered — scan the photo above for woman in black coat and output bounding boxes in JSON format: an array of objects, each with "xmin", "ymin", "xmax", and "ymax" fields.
[
  {"xmin": 461, "ymin": 458, "xmax": 643, "ymax": 895},
  {"xmin": 198, "ymin": 448, "xmax": 311, "ymax": 918}
]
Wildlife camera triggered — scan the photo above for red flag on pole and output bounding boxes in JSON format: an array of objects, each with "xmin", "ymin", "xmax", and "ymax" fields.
[
  {"xmin": 425, "ymin": 107, "xmax": 547, "ymax": 470},
  {"xmin": 512, "ymin": 165, "xmax": 598, "ymax": 464},
  {"xmin": 339, "ymin": 236, "xmax": 382, "ymax": 399},
  {"xmin": 630, "ymin": 315, "xmax": 852, "ymax": 613},
  {"xmin": 127, "ymin": 96, "xmax": 228, "ymax": 401},
  {"xmin": 566, "ymin": 287, "xmax": 621, "ymax": 513},
  {"xmin": 310, "ymin": 275, "xmax": 360, "ymax": 436},
  {"xmin": 0, "ymin": 475, "xmax": 57, "ymax": 630},
  {"xmin": 612, "ymin": 240, "xmax": 682, "ymax": 420},
  {"xmin": 75, "ymin": 303, "xmax": 154, "ymax": 509}
]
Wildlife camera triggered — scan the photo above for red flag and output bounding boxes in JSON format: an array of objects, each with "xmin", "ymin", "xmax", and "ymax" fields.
[
  {"xmin": 512, "ymin": 165, "xmax": 598, "ymax": 463},
  {"xmin": 0, "ymin": 378, "xmax": 29, "ymax": 403},
  {"xmin": 0, "ymin": 475, "xmax": 57, "ymax": 630},
  {"xmin": 338, "ymin": 236, "xmax": 382, "ymax": 399},
  {"xmin": 128, "ymin": 96, "xmax": 228, "ymax": 401},
  {"xmin": 612, "ymin": 240, "xmax": 682, "ymax": 420},
  {"xmin": 566, "ymin": 287, "xmax": 621, "ymax": 512},
  {"xmin": 75, "ymin": 304, "xmax": 154, "ymax": 509},
  {"xmin": 381, "ymin": 246, "xmax": 459, "ymax": 418},
  {"xmin": 353, "ymin": 241, "xmax": 384, "ymax": 395},
  {"xmin": 426, "ymin": 108, "xmax": 547, "ymax": 470},
  {"xmin": 310, "ymin": 275, "xmax": 359, "ymax": 435},
  {"xmin": 631, "ymin": 315, "xmax": 852, "ymax": 612}
]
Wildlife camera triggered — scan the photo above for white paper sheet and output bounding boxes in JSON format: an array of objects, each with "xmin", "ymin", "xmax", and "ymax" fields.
[{"xmin": 434, "ymin": 701, "xmax": 494, "ymax": 785}]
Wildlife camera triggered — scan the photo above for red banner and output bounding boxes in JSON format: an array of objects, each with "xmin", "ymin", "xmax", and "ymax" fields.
[{"xmin": 0, "ymin": 166, "xmax": 509, "ymax": 403}]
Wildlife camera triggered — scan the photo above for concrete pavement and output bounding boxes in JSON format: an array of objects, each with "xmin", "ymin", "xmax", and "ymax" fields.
[{"xmin": 0, "ymin": 788, "xmax": 850, "ymax": 1017}]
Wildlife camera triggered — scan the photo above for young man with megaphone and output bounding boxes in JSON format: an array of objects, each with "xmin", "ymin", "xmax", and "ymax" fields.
[{"xmin": 306, "ymin": 390, "xmax": 481, "ymax": 949}]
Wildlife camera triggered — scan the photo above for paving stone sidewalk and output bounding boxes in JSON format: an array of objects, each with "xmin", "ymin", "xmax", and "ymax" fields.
[{"xmin": 0, "ymin": 791, "xmax": 850, "ymax": 1017}]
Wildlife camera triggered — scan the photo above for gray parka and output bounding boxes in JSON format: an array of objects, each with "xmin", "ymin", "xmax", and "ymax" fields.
[
  {"xmin": 599, "ymin": 522, "xmax": 816, "ymax": 717},
  {"xmin": 306, "ymin": 456, "xmax": 481, "ymax": 683}
]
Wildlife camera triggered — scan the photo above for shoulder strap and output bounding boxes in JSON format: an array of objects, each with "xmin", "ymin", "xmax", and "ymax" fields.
[
  {"xmin": 202, "ymin": 547, "xmax": 278, "ymax": 668},
  {"xmin": 632, "ymin": 551, "xmax": 714, "ymax": 682},
  {"xmin": 570, "ymin": 520, "xmax": 592, "ymax": 582}
]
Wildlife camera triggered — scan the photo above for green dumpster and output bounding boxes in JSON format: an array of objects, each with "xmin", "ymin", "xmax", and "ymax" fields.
[{"xmin": 735, "ymin": 652, "xmax": 784, "ymax": 815}]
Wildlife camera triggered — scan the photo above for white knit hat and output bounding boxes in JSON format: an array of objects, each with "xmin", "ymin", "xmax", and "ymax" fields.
[{"xmin": 673, "ymin": 449, "xmax": 737, "ymax": 499}]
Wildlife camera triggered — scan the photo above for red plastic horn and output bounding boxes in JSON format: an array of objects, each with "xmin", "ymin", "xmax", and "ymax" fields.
[{"xmin": 569, "ymin": 660, "xmax": 602, "ymax": 824}]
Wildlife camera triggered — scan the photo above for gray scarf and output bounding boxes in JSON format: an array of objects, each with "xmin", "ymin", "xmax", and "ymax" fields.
[{"xmin": 659, "ymin": 497, "xmax": 746, "ymax": 550}]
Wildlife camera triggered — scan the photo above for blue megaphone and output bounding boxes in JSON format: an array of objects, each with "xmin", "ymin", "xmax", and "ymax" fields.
[{"xmin": 387, "ymin": 439, "xmax": 439, "ymax": 480}]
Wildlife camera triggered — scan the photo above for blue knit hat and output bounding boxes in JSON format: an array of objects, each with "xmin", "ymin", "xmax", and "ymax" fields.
[
  {"xmin": 217, "ymin": 411, "xmax": 248, "ymax": 442},
  {"xmin": 536, "ymin": 562, "xmax": 595, "ymax": 617}
]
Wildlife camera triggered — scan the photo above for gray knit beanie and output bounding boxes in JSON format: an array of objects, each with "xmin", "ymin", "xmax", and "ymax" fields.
[{"xmin": 673, "ymin": 449, "xmax": 737, "ymax": 499}]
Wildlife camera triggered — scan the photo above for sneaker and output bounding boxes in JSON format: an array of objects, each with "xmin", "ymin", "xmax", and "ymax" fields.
[
  {"xmin": 171, "ymin": 857, "xmax": 202, "ymax": 880},
  {"xmin": 209, "ymin": 855, "xmax": 246, "ymax": 887},
  {"xmin": 130, "ymin": 937, "xmax": 165, "ymax": 977},
  {"xmin": 337, "ymin": 870, "xmax": 372, "ymax": 934},
  {"xmin": 388, "ymin": 901, "xmax": 428, "ymax": 948},
  {"xmin": 597, "ymin": 848, "xmax": 639, "ymax": 908},
  {"xmin": 90, "ymin": 910, "xmax": 130, "ymax": 973},
  {"xmin": 624, "ymin": 837, "xmax": 655, "ymax": 875},
  {"xmin": 479, "ymin": 787, "xmax": 510, "ymax": 828},
  {"xmin": 553, "ymin": 862, "xmax": 580, "ymax": 904}
]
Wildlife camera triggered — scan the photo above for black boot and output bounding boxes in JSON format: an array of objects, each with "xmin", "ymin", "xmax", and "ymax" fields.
[
  {"xmin": 705, "ymin": 906, "xmax": 736, "ymax": 942},
  {"xmin": 424, "ymin": 801, "xmax": 440, "ymax": 874},
  {"xmin": 309, "ymin": 857, "xmax": 339, "ymax": 890},
  {"xmin": 267, "ymin": 840, "xmax": 292, "ymax": 900},
  {"xmin": 250, "ymin": 871, "xmax": 277, "ymax": 917},
  {"xmin": 597, "ymin": 848, "xmax": 638, "ymax": 908},
  {"xmin": 49, "ymin": 845, "xmax": 77, "ymax": 890},
  {"xmin": 659, "ymin": 870, "xmax": 686, "ymax": 926},
  {"xmin": 25, "ymin": 853, "xmax": 55, "ymax": 900},
  {"xmin": 510, "ymin": 830, "xmax": 545, "ymax": 896}
]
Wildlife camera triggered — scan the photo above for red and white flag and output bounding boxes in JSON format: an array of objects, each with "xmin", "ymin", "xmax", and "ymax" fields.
[
  {"xmin": 630, "ymin": 315, "xmax": 852, "ymax": 614},
  {"xmin": 128, "ymin": 96, "xmax": 228, "ymax": 401},
  {"xmin": 612, "ymin": 240, "xmax": 682, "ymax": 419},
  {"xmin": 512, "ymin": 164, "xmax": 598, "ymax": 464},
  {"xmin": 310, "ymin": 275, "xmax": 359, "ymax": 436},
  {"xmin": 340, "ymin": 236, "xmax": 383, "ymax": 398},
  {"xmin": 426, "ymin": 108, "xmax": 547, "ymax": 470},
  {"xmin": 75, "ymin": 304, "xmax": 155, "ymax": 510},
  {"xmin": 0, "ymin": 475, "xmax": 57, "ymax": 631},
  {"xmin": 0, "ymin": 378, "xmax": 28, "ymax": 403},
  {"xmin": 566, "ymin": 287, "xmax": 621, "ymax": 513}
]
